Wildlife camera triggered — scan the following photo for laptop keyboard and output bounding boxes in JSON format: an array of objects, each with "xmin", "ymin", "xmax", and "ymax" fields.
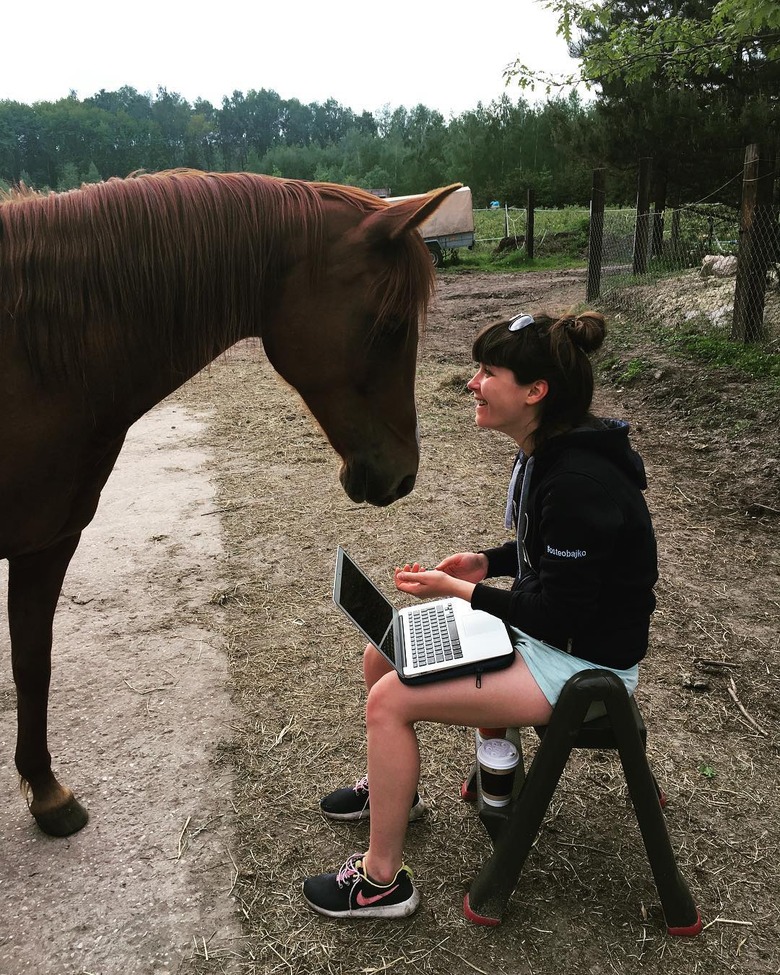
[{"xmin": 408, "ymin": 602, "xmax": 463, "ymax": 667}]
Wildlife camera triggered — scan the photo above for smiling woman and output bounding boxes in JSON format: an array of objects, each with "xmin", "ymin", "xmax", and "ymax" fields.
[
  {"xmin": 469, "ymin": 357, "xmax": 546, "ymax": 449},
  {"xmin": 305, "ymin": 308, "xmax": 659, "ymax": 923}
]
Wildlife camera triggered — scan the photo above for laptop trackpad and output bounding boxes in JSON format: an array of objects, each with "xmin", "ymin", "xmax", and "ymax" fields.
[{"xmin": 460, "ymin": 611, "xmax": 507, "ymax": 639}]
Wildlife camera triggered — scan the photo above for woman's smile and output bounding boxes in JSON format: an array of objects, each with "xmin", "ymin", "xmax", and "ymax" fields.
[{"xmin": 467, "ymin": 362, "xmax": 545, "ymax": 451}]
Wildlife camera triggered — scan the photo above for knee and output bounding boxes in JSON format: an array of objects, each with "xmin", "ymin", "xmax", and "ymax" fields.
[
  {"xmin": 11, "ymin": 655, "xmax": 51, "ymax": 695},
  {"xmin": 365, "ymin": 674, "xmax": 406, "ymax": 732}
]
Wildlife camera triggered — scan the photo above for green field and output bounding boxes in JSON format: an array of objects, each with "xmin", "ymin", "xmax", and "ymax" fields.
[
  {"xmin": 462, "ymin": 205, "xmax": 736, "ymax": 272},
  {"xmin": 473, "ymin": 206, "xmax": 592, "ymax": 244},
  {"xmin": 452, "ymin": 206, "xmax": 602, "ymax": 271}
]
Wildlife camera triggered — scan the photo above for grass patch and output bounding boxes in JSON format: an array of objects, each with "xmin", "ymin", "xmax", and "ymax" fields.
[
  {"xmin": 444, "ymin": 247, "xmax": 586, "ymax": 273},
  {"xmin": 668, "ymin": 331, "xmax": 780, "ymax": 382},
  {"xmin": 620, "ymin": 357, "xmax": 651, "ymax": 384},
  {"xmin": 598, "ymin": 353, "xmax": 658, "ymax": 388},
  {"xmin": 473, "ymin": 206, "xmax": 596, "ymax": 242},
  {"xmin": 601, "ymin": 297, "xmax": 780, "ymax": 388}
]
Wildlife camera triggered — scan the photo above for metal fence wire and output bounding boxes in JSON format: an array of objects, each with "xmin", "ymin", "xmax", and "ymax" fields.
[
  {"xmin": 588, "ymin": 155, "xmax": 780, "ymax": 348},
  {"xmin": 591, "ymin": 205, "xmax": 779, "ymax": 347}
]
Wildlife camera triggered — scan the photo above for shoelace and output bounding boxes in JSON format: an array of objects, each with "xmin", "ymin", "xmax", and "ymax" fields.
[
  {"xmin": 335, "ymin": 853, "xmax": 413, "ymax": 890},
  {"xmin": 352, "ymin": 775, "xmax": 369, "ymax": 795},
  {"xmin": 335, "ymin": 854, "xmax": 365, "ymax": 888}
]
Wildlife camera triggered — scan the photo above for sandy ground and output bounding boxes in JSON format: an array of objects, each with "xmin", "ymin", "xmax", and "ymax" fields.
[{"xmin": 0, "ymin": 405, "xmax": 240, "ymax": 975}]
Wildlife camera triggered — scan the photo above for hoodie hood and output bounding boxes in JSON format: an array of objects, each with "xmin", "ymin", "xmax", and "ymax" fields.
[{"xmin": 535, "ymin": 417, "xmax": 649, "ymax": 490}]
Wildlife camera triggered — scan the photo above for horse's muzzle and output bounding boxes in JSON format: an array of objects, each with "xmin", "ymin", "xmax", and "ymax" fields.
[{"xmin": 339, "ymin": 462, "xmax": 417, "ymax": 507}]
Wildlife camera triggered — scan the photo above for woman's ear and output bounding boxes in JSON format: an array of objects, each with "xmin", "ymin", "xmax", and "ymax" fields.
[{"xmin": 527, "ymin": 379, "xmax": 549, "ymax": 404}]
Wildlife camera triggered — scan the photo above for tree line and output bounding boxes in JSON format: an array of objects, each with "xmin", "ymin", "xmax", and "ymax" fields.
[
  {"xmin": 2, "ymin": 0, "xmax": 777, "ymax": 211},
  {"xmin": 0, "ymin": 86, "xmax": 598, "ymax": 207}
]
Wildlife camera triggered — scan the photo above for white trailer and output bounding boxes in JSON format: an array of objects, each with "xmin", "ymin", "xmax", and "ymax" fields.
[{"xmin": 388, "ymin": 185, "xmax": 475, "ymax": 266}]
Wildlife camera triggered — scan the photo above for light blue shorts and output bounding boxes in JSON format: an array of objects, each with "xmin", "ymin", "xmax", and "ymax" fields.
[{"xmin": 509, "ymin": 627, "xmax": 639, "ymax": 709}]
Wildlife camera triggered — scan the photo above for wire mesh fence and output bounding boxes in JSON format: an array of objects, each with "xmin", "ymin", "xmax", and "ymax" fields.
[
  {"xmin": 591, "ymin": 204, "xmax": 779, "ymax": 348},
  {"xmin": 600, "ymin": 205, "xmax": 741, "ymax": 271}
]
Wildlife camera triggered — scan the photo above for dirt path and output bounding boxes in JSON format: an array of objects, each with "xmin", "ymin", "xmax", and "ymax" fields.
[{"xmin": 0, "ymin": 405, "xmax": 240, "ymax": 975}]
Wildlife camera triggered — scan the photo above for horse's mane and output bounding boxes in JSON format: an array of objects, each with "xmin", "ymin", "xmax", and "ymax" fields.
[{"xmin": 0, "ymin": 170, "xmax": 433, "ymax": 378}]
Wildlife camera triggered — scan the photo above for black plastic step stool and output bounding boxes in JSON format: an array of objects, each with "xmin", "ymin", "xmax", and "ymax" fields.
[{"xmin": 464, "ymin": 669, "xmax": 703, "ymax": 936}]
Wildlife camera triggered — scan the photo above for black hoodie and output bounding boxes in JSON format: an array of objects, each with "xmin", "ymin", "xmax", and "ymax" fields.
[{"xmin": 471, "ymin": 419, "xmax": 658, "ymax": 669}]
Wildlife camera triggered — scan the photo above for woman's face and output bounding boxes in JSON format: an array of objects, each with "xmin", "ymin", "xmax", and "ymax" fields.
[{"xmin": 467, "ymin": 362, "xmax": 544, "ymax": 447}]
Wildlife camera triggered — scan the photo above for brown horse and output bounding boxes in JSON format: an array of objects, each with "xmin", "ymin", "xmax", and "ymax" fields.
[{"xmin": 0, "ymin": 169, "xmax": 459, "ymax": 837}]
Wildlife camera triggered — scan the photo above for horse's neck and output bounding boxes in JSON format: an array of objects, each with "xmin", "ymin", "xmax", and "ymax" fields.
[{"xmin": 78, "ymin": 332, "xmax": 244, "ymax": 434}]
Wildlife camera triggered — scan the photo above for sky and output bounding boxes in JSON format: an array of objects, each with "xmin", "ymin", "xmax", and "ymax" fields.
[{"xmin": 3, "ymin": 1, "xmax": 583, "ymax": 117}]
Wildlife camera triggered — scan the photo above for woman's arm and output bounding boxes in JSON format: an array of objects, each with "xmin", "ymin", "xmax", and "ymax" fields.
[
  {"xmin": 394, "ymin": 567, "xmax": 476, "ymax": 602},
  {"xmin": 394, "ymin": 551, "xmax": 488, "ymax": 601}
]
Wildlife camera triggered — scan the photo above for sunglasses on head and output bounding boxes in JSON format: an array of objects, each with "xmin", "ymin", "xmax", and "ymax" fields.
[{"xmin": 508, "ymin": 314, "xmax": 535, "ymax": 332}]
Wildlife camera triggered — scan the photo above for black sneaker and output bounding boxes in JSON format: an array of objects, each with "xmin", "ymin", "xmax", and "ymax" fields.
[
  {"xmin": 319, "ymin": 775, "xmax": 425, "ymax": 822},
  {"xmin": 303, "ymin": 853, "xmax": 420, "ymax": 919}
]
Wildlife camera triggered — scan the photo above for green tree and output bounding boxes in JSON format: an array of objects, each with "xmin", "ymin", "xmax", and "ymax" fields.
[
  {"xmin": 0, "ymin": 101, "xmax": 38, "ymax": 184},
  {"xmin": 507, "ymin": 0, "xmax": 779, "ymax": 90},
  {"xmin": 57, "ymin": 161, "xmax": 81, "ymax": 190},
  {"xmin": 278, "ymin": 98, "xmax": 315, "ymax": 146},
  {"xmin": 359, "ymin": 166, "xmax": 394, "ymax": 192},
  {"xmin": 509, "ymin": 0, "xmax": 778, "ymax": 205},
  {"xmin": 188, "ymin": 99, "xmax": 221, "ymax": 171},
  {"xmin": 309, "ymin": 98, "xmax": 359, "ymax": 147},
  {"xmin": 444, "ymin": 103, "xmax": 499, "ymax": 205},
  {"xmin": 85, "ymin": 86, "xmax": 155, "ymax": 122},
  {"xmin": 254, "ymin": 143, "xmax": 325, "ymax": 180},
  {"xmin": 150, "ymin": 87, "xmax": 194, "ymax": 168}
]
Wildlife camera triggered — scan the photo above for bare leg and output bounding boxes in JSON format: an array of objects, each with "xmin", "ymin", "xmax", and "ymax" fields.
[
  {"xmin": 363, "ymin": 642, "xmax": 393, "ymax": 690},
  {"xmin": 9, "ymin": 533, "xmax": 89, "ymax": 836},
  {"xmin": 363, "ymin": 655, "xmax": 552, "ymax": 882}
]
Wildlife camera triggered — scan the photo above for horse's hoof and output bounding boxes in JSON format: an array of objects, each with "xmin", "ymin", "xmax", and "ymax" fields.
[{"xmin": 33, "ymin": 795, "xmax": 89, "ymax": 836}]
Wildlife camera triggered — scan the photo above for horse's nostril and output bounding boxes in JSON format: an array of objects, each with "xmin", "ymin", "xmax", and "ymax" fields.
[{"xmin": 396, "ymin": 474, "xmax": 416, "ymax": 499}]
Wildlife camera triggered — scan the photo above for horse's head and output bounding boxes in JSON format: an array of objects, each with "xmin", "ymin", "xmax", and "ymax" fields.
[{"xmin": 262, "ymin": 183, "xmax": 460, "ymax": 507}]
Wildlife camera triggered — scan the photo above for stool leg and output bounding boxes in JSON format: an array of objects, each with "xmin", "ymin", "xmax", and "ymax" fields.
[
  {"xmin": 465, "ymin": 703, "xmax": 586, "ymax": 924},
  {"xmin": 607, "ymin": 694, "xmax": 702, "ymax": 935},
  {"xmin": 461, "ymin": 763, "xmax": 478, "ymax": 803}
]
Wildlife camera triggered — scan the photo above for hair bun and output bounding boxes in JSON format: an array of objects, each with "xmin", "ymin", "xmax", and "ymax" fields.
[{"xmin": 564, "ymin": 312, "xmax": 606, "ymax": 355}]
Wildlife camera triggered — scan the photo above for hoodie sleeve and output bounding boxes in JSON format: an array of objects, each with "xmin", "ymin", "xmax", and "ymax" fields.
[{"xmin": 479, "ymin": 540, "xmax": 519, "ymax": 579}]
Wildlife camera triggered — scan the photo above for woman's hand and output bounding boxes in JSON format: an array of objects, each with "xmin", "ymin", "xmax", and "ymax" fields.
[
  {"xmin": 394, "ymin": 563, "xmax": 476, "ymax": 602},
  {"xmin": 435, "ymin": 552, "xmax": 489, "ymax": 584}
]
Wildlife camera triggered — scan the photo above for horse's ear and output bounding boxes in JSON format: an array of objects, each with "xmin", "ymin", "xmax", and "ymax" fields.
[{"xmin": 362, "ymin": 184, "xmax": 463, "ymax": 243}]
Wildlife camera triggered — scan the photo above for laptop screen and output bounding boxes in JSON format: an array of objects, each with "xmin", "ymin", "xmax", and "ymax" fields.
[{"xmin": 334, "ymin": 548, "xmax": 397, "ymax": 664}]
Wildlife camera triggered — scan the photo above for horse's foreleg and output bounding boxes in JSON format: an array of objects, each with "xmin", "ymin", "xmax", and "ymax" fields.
[{"xmin": 8, "ymin": 533, "xmax": 89, "ymax": 836}]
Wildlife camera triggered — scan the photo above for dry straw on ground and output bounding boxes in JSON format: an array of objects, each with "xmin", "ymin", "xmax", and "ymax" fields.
[{"xmin": 176, "ymin": 269, "xmax": 779, "ymax": 975}]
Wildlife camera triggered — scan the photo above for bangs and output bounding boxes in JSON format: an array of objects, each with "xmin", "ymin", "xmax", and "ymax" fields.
[
  {"xmin": 472, "ymin": 319, "xmax": 548, "ymax": 374},
  {"xmin": 472, "ymin": 321, "xmax": 517, "ymax": 367}
]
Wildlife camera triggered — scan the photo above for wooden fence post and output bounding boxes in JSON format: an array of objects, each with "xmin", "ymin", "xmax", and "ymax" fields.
[
  {"xmin": 669, "ymin": 209, "xmax": 682, "ymax": 263},
  {"xmin": 526, "ymin": 187, "xmax": 535, "ymax": 260},
  {"xmin": 732, "ymin": 143, "xmax": 775, "ymax": 343},
  {"xmin": 651, "ymin": 166, "xmax": 667, "ymax": 258},
  {"xmin": 587, "ymin": 168, "xmax": 605, "ymax": 302},
  {"xmin": 633, "ymin": 157, "xmax": 652, "ymax": 275}
]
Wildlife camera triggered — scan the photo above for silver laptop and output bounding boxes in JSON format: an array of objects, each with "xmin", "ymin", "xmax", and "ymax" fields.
[{"xmin": 332, "ymin": 547, "xmax": 514, "ymax": 685}]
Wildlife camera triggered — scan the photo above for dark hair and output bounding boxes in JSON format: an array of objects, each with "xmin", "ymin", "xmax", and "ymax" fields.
[{"xmin": 472, "ymin": 311, "xmax": 606, "ymax": 449}]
